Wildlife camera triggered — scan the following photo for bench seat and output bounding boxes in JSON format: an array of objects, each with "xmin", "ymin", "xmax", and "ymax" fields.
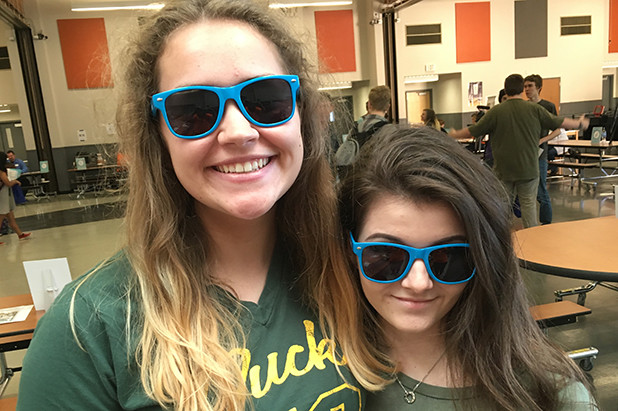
[
  {"xmin": 529, "ymin": 300, "xmax": 591, "ymax": 328},
  {"xmin": 577, "ymin": 153, "xmax": 618, "ymax": 160},
  {"xmin": 547, "ymin": 161, "xmax": 598, "ymax": 169}
]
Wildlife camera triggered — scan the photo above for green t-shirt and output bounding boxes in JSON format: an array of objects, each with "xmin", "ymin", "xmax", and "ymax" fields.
[
  {"xmin": 468, "ymin": 98, "xmax": 563, "ymax": 181},
  {"xmin": 18, "ymin": 249, "xmax": 363, "ymax": 410},
  {"xmin": 366, "ymin": 372, "xmax": 597, "ymax": 410}
]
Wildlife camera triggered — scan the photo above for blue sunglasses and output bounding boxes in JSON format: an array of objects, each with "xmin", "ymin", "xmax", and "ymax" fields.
[
  {"xmin": 350, "ymin": 233, "xmax": 476, "ymax": 284},
  {"xmin": 151, "ymin": 75, "xmax": 300, "ymax": 139}
]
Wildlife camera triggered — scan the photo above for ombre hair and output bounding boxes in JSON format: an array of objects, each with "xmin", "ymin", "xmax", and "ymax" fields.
[
  {"xmin": 339, "ymin": 126, "xmax": 593, "ymax": 411},
  {"xmin": 422, "ymin": 108, "xmax": 440, "ymax": 130},
  {"xmin": 90, "ymin": 0, "xmax": 390, "ymax": 410}
]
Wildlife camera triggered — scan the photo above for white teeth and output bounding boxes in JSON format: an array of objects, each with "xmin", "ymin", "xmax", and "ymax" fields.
[{"xmin": 215, "ymin": 158, "xmax": 270, "ymax": 174}]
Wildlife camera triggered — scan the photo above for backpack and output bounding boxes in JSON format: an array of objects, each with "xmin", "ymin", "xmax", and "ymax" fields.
[{"xmin": 334, "ymin": 120, "xmax": 387, "ymax": 166}]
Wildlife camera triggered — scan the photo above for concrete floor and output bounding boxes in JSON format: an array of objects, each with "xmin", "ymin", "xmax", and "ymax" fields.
[{"xmin": 1, "ymin": 178, "xmax": 617, "ymax": 409}]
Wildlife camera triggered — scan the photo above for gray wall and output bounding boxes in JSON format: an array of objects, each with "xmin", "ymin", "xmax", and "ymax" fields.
[{"xmin": 26, "ymin": 143, "xmax": 118, "ymax": 193}]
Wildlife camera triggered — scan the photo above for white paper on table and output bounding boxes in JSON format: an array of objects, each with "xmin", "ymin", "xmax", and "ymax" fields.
[
  {"xmin": 23, "ymin": 258, "xmax": 72, "ymax": 311},
  {"xmin": 0, "ymin": 305, "xmax": 34, "ymax": 324}
]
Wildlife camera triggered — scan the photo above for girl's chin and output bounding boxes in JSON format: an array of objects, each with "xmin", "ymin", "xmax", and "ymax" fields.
[{"xmin": 195, "ymin": 199, "xmax": 277, "ymax": 222}]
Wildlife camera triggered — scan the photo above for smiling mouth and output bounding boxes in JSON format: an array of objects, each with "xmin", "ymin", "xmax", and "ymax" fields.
[
  {"xmin": 395, "ymin": 296, "xmax": 435, "ymax": 304},
  {"xmin": 214, "ymin": 157, "xmax": 271, "ymax": 174}
]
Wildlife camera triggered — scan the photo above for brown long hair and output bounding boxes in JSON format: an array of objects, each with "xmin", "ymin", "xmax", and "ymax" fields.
[
  {"xmin": 108, "ymin": 0, "xmax": 389, "ymax": 409},
  {"xmin": 339, "ymin": 126, "xmax": 593, "ymax": 410},
  {"xmin": 0, "ymin": 152, "xmax": 7, "ymax": 173}
]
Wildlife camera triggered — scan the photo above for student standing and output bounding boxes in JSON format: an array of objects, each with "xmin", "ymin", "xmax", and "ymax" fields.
[
  {"xmin": 450, "ymin": 74, "xmax": 587, "ymax": 228},
  {"xmin": 0, "ymin": 152, "xmax": 31, "ymax": 244},
  {"xmin": 6, "ymin": 150, "xmax": 28, "ymax": 204},
  {"xmin": 524, "ymin": 74, "xmax": 557, "ymax": 225}
]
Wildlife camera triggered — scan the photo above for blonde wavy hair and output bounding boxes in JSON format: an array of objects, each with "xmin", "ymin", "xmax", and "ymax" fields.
[{"xmin": 99, "ymin": 0, "xmax": 392, "ymax": 409}]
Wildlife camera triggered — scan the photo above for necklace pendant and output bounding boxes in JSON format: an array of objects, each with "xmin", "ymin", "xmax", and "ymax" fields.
[{"xmin": 404, "ymin": 391, "xmax": 416, "ymax": 404}]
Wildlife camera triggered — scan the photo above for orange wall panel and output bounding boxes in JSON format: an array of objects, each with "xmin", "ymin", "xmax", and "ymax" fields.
[
  {"xmin": 315, "ymin": 10, "xmax": 356, "ymax": 73},
  {"xmin": 57, "ymin": 18, "xmax": 113, "ymax": 89},
  {"xmin": 455, "ymin": 2, "xmax": 491, "ymax": 63},
  {"xmin": 610, "ymin": 0, "xmax": 618, "ymax": 53}
]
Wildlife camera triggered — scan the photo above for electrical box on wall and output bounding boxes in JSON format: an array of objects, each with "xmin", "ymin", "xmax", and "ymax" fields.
[
  {"xmin": 425, "ymin": 63, "xmax": 436, "ymax": 72},
  {"xmin": 77, "ymin": 129, "xmax": 87, "ymax": 142}
]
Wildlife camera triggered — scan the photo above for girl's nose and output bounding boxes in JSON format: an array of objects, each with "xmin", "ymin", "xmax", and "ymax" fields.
[
  {"xmin": 215, "ymin": 101, "xmax": 259, "ymax": 146},
  {"xmin": 400, "ymin": 258, "xmax": 434, "ymax": 290}
]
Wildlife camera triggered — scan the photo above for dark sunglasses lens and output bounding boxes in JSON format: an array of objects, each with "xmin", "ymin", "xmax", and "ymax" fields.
[
  {"xmin": 361, "ymin": 245, "xmax": 410, "ymax": 282},
  {"xmin": 428, "ymin": 246, "xmax": 474, "ymax": 283},
  {"xmin": 241, "ymin": 78, "xmax": 294, "ymax": 125},
  {"xmin": 165, "ymin": 89, "xmax": 220, "ymax": 136}
]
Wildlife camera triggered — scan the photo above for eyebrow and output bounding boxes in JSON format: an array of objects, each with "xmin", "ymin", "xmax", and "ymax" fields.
[
  {"xmin": 363, "ymin": 232, "xmax": 468, "ymax": 246},
  {"xmin": 172, "ymin": 74, "xmax": 279, "ymax": 90}
]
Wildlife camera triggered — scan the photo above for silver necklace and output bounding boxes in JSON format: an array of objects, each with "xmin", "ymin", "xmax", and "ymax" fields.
[{"xmin": 394, "ymin": 351, "xmax": 446, "ymax": 405}]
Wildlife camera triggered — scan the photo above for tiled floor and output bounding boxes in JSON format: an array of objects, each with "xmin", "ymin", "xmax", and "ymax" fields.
[{"xmin": 1, "ymin": 179, "xmax": 617, "ymax": 409}]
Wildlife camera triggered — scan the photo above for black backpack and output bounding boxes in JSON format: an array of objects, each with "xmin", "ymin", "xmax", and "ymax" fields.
[{"xmin": 334, "ymin": 120, "xmax": 387, "ymax": 166}]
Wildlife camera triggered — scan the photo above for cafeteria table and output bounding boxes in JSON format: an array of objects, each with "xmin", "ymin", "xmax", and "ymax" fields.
[
  {"xmin": 513, "ymin": 216, "xmax": 618, "ymax": 296},
  {"xmin": 513, "ymin": 216, "xmax": 617, "ymax": 370},
  {"xmin": 0, "ymin": 295, "xmax": 45, "ymax": 397},
  {"xmin": 548, "ymin": 140, "xmax": 618, "ymax": 188}
]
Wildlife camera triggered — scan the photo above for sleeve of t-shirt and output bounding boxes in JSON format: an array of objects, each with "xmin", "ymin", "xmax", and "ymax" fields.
[
  {"xmin": 468, "ymin": 109, "xmax": 495, "ymax": 137},
  {"xmin": 556, "ymin": 381, "xmax": 599, "ymax": 411},
  {"xmin": 17, "ymin": 286, "xmax": 120, "ymax": 411},
  {"xmin": 538, "ymin": 105, "xmax": 564, "ymax": 132}
]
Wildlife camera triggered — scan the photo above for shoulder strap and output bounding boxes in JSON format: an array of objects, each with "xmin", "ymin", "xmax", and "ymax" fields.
[
  {"xmin": 357, "ymin": 120, "xmax": 388, "ymax": 148},
  {"xmin": 368, "ymin": 119, "xmax": 388, "ymax": 133}
]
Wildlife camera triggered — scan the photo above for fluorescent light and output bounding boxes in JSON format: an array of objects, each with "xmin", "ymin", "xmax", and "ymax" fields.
[
  {"xmin": 318, "ymin": 81, "xmax": 352, "ymax": 90},
  {"xmin": 0, "ymin": 109, "xmax": 11, "ymax": 113},
  {"xmin": 71, "ymin": 2, "xmax": 164, "ymax": 12},
  {"xmin": 270, "ymin": 1, "xmax": 352, "ymax": 8},
  {"xmin": 404, "ymin": 74, "xmax": 439, "ymax": 84}
]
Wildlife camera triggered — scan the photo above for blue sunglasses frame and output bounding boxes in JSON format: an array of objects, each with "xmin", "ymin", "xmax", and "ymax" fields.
[
  {"xmin": 350, "ymin": 233, "xmax": 476, "ymax": 285},
  {"xmin": 151, "ymin": 74, "xmax": 300, "ymax": 139}
]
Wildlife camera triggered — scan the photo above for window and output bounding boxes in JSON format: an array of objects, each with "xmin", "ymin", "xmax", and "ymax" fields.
[
  {"xmin": 0, "ymin": 47, "xmax": 10, "ymax": 70},
  {"xmin": 561, "ymin": 16, "xmax": 591, "ymax": 36},
  {"xmin": 406, "ymin": 24, "xmax": 441, "ymax": 45}
]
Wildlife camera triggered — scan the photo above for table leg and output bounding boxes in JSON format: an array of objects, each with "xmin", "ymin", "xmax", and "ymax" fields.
[{"xmin": 0, "ymin": 353, "xmax": 12, "ymax": 397}]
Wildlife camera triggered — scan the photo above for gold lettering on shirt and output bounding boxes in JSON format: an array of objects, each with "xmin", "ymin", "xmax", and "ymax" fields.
[
  {"xmin": 231, "ymin": 320, "xmax": 348, "ymax": 399},
  {"xmin": 305, "ymin": 382, "xmax": 362, "ymax": 411}
]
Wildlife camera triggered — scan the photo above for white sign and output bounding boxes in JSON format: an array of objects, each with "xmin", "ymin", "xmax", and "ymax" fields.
[{"xmin": 23, "ymin": 258, "xmax": 72, "ymax": 311}]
